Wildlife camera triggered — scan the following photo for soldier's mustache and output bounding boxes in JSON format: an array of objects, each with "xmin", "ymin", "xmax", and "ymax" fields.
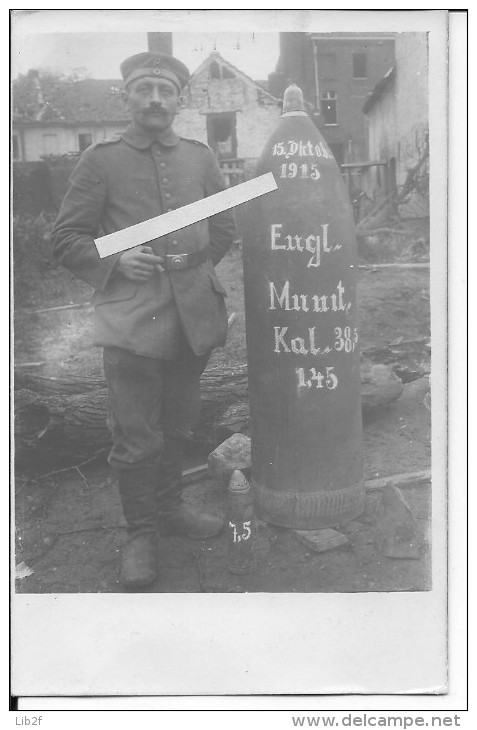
[{"xmin": 144, "ymin": 105, "xmax": 165, "ymax": 114}]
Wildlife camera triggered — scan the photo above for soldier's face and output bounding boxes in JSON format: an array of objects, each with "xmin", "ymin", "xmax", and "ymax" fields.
[{"xmin": 124, "ymin": 77, "xmax": 180, "ymax": 133}]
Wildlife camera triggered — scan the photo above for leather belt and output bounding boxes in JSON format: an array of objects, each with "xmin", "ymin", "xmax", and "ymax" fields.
[{"xmin": 163, "ymin": 245, "xmax": 211, "ymax": 271}]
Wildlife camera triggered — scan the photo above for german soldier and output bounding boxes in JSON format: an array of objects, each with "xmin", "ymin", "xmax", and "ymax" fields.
[{"xmin": 51, "ymin": 52, "xmax": 236, "ymax": 589}]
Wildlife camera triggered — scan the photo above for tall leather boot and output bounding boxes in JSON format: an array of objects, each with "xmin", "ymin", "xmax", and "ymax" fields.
[
  {"xmin": 157, "ymin": 436, "xmax": 224, "ymax": 540},
  {"xmin": 117, "ymin": 467, "xmax": 158, "ymax": 589}
]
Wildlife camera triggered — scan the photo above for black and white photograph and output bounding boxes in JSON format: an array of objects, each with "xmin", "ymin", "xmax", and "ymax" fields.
[{"xmin": 11, "ymin": 8, "xmax": 456, "ymax": 703}]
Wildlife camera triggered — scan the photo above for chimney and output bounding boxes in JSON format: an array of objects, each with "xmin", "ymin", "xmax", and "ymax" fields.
[
  {"xmin": 147, "ymin": 33, "xmax": 173, "ymax": 55},
  {"xmin": 27, "ymin": 69, "xmax": 45, "ymax": 119},
  {"xmin": 27, "ymin": 69, "xmax": 43, "ymax": 104}
]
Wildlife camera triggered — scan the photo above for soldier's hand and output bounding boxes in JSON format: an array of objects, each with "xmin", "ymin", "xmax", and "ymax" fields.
[{"xmin": 117, "ymin": 246, "xmax": 165, "ymax": 281}]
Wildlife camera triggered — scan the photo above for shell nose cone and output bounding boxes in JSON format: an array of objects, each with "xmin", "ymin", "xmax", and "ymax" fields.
[{"xmin": 282, "ymin": 83, "xmax": 306, "ymax": 113}]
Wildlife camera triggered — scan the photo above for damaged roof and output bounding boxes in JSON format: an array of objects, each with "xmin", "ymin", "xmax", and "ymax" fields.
[{"xmin": 188, "ymin": 51, "xmax": 279, "ymax": 101}]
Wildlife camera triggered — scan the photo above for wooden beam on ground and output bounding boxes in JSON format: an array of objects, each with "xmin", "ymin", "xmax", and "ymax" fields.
[
  {"xmin": 181, "ymin": 465, "xmax": 431, "ymax": 491},
  {"xmin": 17, "ymin": 302, "xmax": 93, "ymax": 315},
  {"xmin": 182, "ymin": 464, "xmax": 209, "ymax": 484},
  {"xmin": 365, "ymin": 469, "xmax": 431, "ymax": 491},
  {"xmin": 15, "ymin": 361, "xmax": 47, "ymax": 369},
  {"xmin": 359, "ymin": 263, "xmax": 430, "ymax": 270}
]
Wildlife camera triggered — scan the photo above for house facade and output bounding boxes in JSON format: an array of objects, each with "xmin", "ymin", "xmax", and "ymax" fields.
[
  {"xmin": 13, "ymin": 121, "xmax": 129, "ymax": 163},
  {"xmin": 269, "ymin": 32, "xmax": 395, "ymax": 165},
  {"xmin": 12, "ymin": 70, "xmax": 129, "ymax": 162}
]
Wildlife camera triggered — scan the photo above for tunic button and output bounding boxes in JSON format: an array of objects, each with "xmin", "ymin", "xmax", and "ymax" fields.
[
  {"xmin": 160, "ymin": 162, "xmax": 166, "ymax": 168},
  {"xmin": 171, "ymin": 239, "xmax": 178, "ymax": 246},
  {"xmin": 165, "ymin": 193, "xmax": 171, "ymax": 199},
  {"xmin": 162, "ymin": 178, "xmax": 169, "ymax": 184}
]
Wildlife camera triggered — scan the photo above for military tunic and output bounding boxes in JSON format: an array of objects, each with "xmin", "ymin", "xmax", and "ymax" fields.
[{"xmin": 51, "ymin": 124, "xmax": 236, "ymax": 359}]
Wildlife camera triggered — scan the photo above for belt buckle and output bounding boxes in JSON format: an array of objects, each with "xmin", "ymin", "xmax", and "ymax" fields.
[{"xmin": 167, "ymin": 253, "xmax": 188, "ymax": 270}]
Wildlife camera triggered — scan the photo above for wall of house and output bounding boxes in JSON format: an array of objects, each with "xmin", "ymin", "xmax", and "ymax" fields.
[
  {"xmin": 364, "ymin": 33, "xmax": 428, "ymax": 217},
  {"xmin": 175, "ymin": 69, "xmax": 281, "ymax": 174},
  {"xmin": 274, "ymin": 34, "xmax": 394, "ymax": 163},
  {"xmin": 176, "ymin": 101, "xmax": 281, "ymax": 160},
  {"xmin": 174, "ymin": 109, "xmax": 209, "ymax": 145},
  {"xmin": 16, "ymin": 123, "xmax": 128, "ymax": 161},
  {"xmin": 235, "ymin": 104, "xmax": 281, "ymax": 160},
  {"xmin": 394, "ymin": 33, "xmax": 429, "ymax": 188},
  {"xmin": 184, "ymin": 72, "xmax": 249, "ymax": 112},
  {"xmin": 314, "ymin": 37, "xmax": 395, "ymax": 163},
  {"xmin": 361, "ymin": 81, "xmax": 397, "ymax": 204},
  {"xmin": 367, "ymin": 77, "xmax": 397, "ymax": 163}
]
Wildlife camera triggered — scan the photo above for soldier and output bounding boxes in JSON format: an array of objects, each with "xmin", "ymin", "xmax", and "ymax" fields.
[{"xmin": 51, "ymin": 52, "xmax": 236, "ymax": 589}]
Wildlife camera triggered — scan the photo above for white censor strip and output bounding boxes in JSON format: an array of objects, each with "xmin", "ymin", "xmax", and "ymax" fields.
[{"xmin": 95, "ymin": 172, "xmax": 278, "ymax": 258}]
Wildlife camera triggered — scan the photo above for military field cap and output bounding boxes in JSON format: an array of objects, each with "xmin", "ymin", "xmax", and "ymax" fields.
[{"xmin": 120, "ymin": 52, "xmax": 190, "ymax": 92}]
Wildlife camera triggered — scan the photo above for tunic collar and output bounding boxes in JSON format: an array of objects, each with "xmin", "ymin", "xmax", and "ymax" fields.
[{"xmin": 121, "ymin": 124, "xmax": 181, "ymax": 150}]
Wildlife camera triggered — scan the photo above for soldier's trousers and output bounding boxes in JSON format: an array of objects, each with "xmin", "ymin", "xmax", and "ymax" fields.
[{"xmin": 103, "ymin": 344, "xmax": 209, "ymax": 510}]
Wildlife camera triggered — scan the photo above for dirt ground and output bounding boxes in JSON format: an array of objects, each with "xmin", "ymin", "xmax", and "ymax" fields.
[{"xmin": 14, "ymin": 238, "xmax": 431, "ymax": 594}]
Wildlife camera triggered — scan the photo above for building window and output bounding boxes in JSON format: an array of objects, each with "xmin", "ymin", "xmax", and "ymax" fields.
[
  {"xmin": 78, "ymin": 133, "xmax": 93, "ymax": 152},
  {"xmin": 209, "ymin": 61, "xmax": 235, "ymax": 81},
  {"xmin": 352, "ymin": 51, "xmax": 367, "ymax": 79},
  {"xmin": 206, "ymin": 112, "xmax": 237, "ymax": 159},
  {"xmin": 321, "ymin": 91, "xmax": 338, "ymax": 125},
  {"xmin": 12, "ymin": 135, "xmax": 19, "ymax": 160}
]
